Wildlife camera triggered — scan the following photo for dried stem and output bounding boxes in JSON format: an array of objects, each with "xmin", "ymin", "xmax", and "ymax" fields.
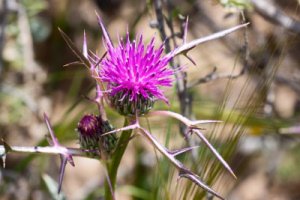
[
  {"xmin": 0, "ymin": 0, "xmax": 7, "ymax": 75},
  {"xmin": 251, "ymin": 0, "xmax": 300, "ymax": 33},
  {"xmin": 153, "ymin": 0, "xmax": 191, "ymax": 135},
  {"xmin": 147, "ymin": 110, "xmax": 221, "ymax": 127},
  {"xmin": 0, "ymin": 145, "xmax": 90, "ymax": 157},
  {"xmin": 138, "ymin": 127, "xmax": 224, "ymax": 199},
  {"xmin": 188, "ymin": 66, "xmax": 243, "ymax": 88},
  {"xmin": 147, "ymin": 110, "xmax": 236, "ymax": 179}
]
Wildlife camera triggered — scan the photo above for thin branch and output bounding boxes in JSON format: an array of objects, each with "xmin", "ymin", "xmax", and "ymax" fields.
[
  {"xmin": 169, "ymin": 145, "xmax": 200, "ymax": 157},
  {"xmin": 187, "ymin": 11, "xmax": 249, "ymax": 88},
  {"xmin": 138, "ymin": 127, "xmax": 224, "ymax": 200},
  {"xmin": 191, "ymin": 129, "xmax": 236, "ymax": 179},
  {"xmin": 0, "ymin": 145, "xmax": 92, "ymax": 157},
  {"xmin": 165, "ymin": 23, "xmax": 249, "ymax": 59},
  {"xmin": 275, "ymin": 75, "xmax": 300, "ymax": 94},
  {"xmin": 58, "ymin": 28, "xmax": 90, "ymax": 68},
  {"xmin": 154, "ymin": 1, "xmax": 194, "ymax": 159},
  {"xmin": 0, "ymin": 0, "xmax": 8, "ymax": 75},
  {"xmin": 147, "ymin": 110, "xmax": 221, "ymax": 127},
  {"xmin": 187, "ymin": 66, "xmax": 243, "ymax": 88},
  {"xmin": 44, "ymin": 113, "xmax": 75, "ymax": 193},
  {"xmin": 251, "ymin": 0, "xmax": 300, "ymax": 33},
  {"xmin": 153, "ymin": 0, "xmax": 186, "ymax": 94},
  {"xmin": 146, "ymin": 110, "xmax": 236, "ymax": 179}
]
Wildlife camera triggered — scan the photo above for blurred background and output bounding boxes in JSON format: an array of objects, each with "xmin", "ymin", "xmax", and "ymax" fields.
[{"xmin": 1, "ymin": 0, "xmax": 300, "ymax": 199}]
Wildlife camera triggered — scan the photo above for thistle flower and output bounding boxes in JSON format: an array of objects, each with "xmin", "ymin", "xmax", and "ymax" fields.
[
  {"xmin": 75, "ymin": 14, "xmax": 248, "ymax": 199},
  {"xmin": 77, "ymin": 114, "xmax": 118, "ymax": 158},
  {"xmin": 98, "ymin": 28, "xmax": 173, "ymax": 116},
  {"xmin": 78, "ymin": 114, "xmax": 100, "ymax": 136},
  {"xmin": 77, "ymin": 114, "xmax": 101, "ymax": 152}
]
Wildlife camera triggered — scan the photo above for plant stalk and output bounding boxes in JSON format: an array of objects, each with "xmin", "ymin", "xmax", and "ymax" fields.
[
  {"xmin": 104, "ymin": 118, "xmax": 132, "ymax": 200},
  {"xmin": 0, "ymin": 145, "xmax": 88, "ymax": 157}
]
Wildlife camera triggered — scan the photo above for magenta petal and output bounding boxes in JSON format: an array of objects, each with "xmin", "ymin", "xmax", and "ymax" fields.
[{"xmin": 98, "ymin": 32, "xmax": 174, "ymax": 103}]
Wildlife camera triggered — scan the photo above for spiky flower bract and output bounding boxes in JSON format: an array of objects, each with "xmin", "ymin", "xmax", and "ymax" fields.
[{"xmin": 99, "ymin": 33, "xmax": 174, "ymax": 116}]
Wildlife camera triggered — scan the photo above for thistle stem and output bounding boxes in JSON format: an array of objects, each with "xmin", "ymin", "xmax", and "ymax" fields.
[
  {"xmin": 105, "ymin": 118, "xmax": 132, "ymax": 200},
  {"xmin": 0, "ymin": 145, "xmax": 89, "ymax": 157}
]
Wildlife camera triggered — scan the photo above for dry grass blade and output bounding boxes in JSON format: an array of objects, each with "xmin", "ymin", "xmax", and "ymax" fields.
[{"xmin": 58, "ymin": 28, "xmax": 90, "ymax": 68}]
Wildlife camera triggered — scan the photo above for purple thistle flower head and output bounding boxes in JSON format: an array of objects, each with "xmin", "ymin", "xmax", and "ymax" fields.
[
  {"xmin": 77, "ymin": 114, "xmax": 100, "ymax": 137},
  {"xmin": 77, "ymin": 114, "xmax": 118, "ymax": 158},
  {"xmin": 96, "ymin": 16, "xmax": 174, "ymax": 116},
  {"xmin": 77, "ymin": 114, "xmax": 102, "ymax": 155}
]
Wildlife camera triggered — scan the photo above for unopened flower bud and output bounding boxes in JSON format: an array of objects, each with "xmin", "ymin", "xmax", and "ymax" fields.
[
  {"xmin": 78, "ymin": 114, "xmax": 99, "ymax": 137},
  {"xmin": 77, "ymin": 114, "xmax": 118, "ymax": 158}
]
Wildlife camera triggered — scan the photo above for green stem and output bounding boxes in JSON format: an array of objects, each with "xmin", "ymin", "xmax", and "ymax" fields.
[{"xmin": 104, "ymin": 118, "xmax": 132, "ymax": 200}]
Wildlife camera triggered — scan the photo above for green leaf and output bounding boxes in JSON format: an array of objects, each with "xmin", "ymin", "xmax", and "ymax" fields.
[
  {"xmin": 42, "ymin": 174, "xmax": 66, "ymax": 200},
  {"xmin": 119, "ymin": 185, "xmax": 151, "ymax": 200},
  {"xmin": 219, "ymin": 0, "xmax": 252, "ymax": 9}
]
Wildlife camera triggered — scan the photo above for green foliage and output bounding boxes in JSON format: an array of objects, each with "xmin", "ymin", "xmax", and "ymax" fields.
[
  {"xmin": 219, "ymin": 0, "xmax": 252, "ymax": 9},
  {"xmin": 21, "ymin": 0, "xmax": 48, "ymax": 17},
  {"xmin": 42, "ymin": 174, "xmax": 66, "ymax": 200},
  {"xmin": 277, "ymin": 144, "xmax": 300, "ymax": 182}
]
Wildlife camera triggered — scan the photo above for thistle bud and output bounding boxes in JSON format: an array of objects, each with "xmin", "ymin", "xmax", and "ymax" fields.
[
  {"xmin": 77, "ymin": 114, "xmax": 118, "ymax": 159},
  {"xmin": 77, "ymin": 114, "xmax": 99, "ymax": 137}
]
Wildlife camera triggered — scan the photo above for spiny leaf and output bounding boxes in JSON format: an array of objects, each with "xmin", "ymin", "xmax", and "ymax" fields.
[
  {"xmin": 179, "ymin": 171, "xmax": 224, "ymax": 200},
  {"xmin": 192, "ymin": 129, "xmax": 237, "ymax": 179},
  {"xmin": 169, "ymin": 146, "xmax": 200, "ymax": 157},
  {"xmin": 43, "ymin": 113, "xmax": 75, "ymax": 193},
  {"xmin": 138, "ymin": 126, "xmax": 224, "ymax": 199},
  {"xmin": 165, "ymin": 23, "xmax": 249, "ymax": 59},
  {"xmin": 58, "ymin": 156, "xmax": 68, "ymax": 194}
]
